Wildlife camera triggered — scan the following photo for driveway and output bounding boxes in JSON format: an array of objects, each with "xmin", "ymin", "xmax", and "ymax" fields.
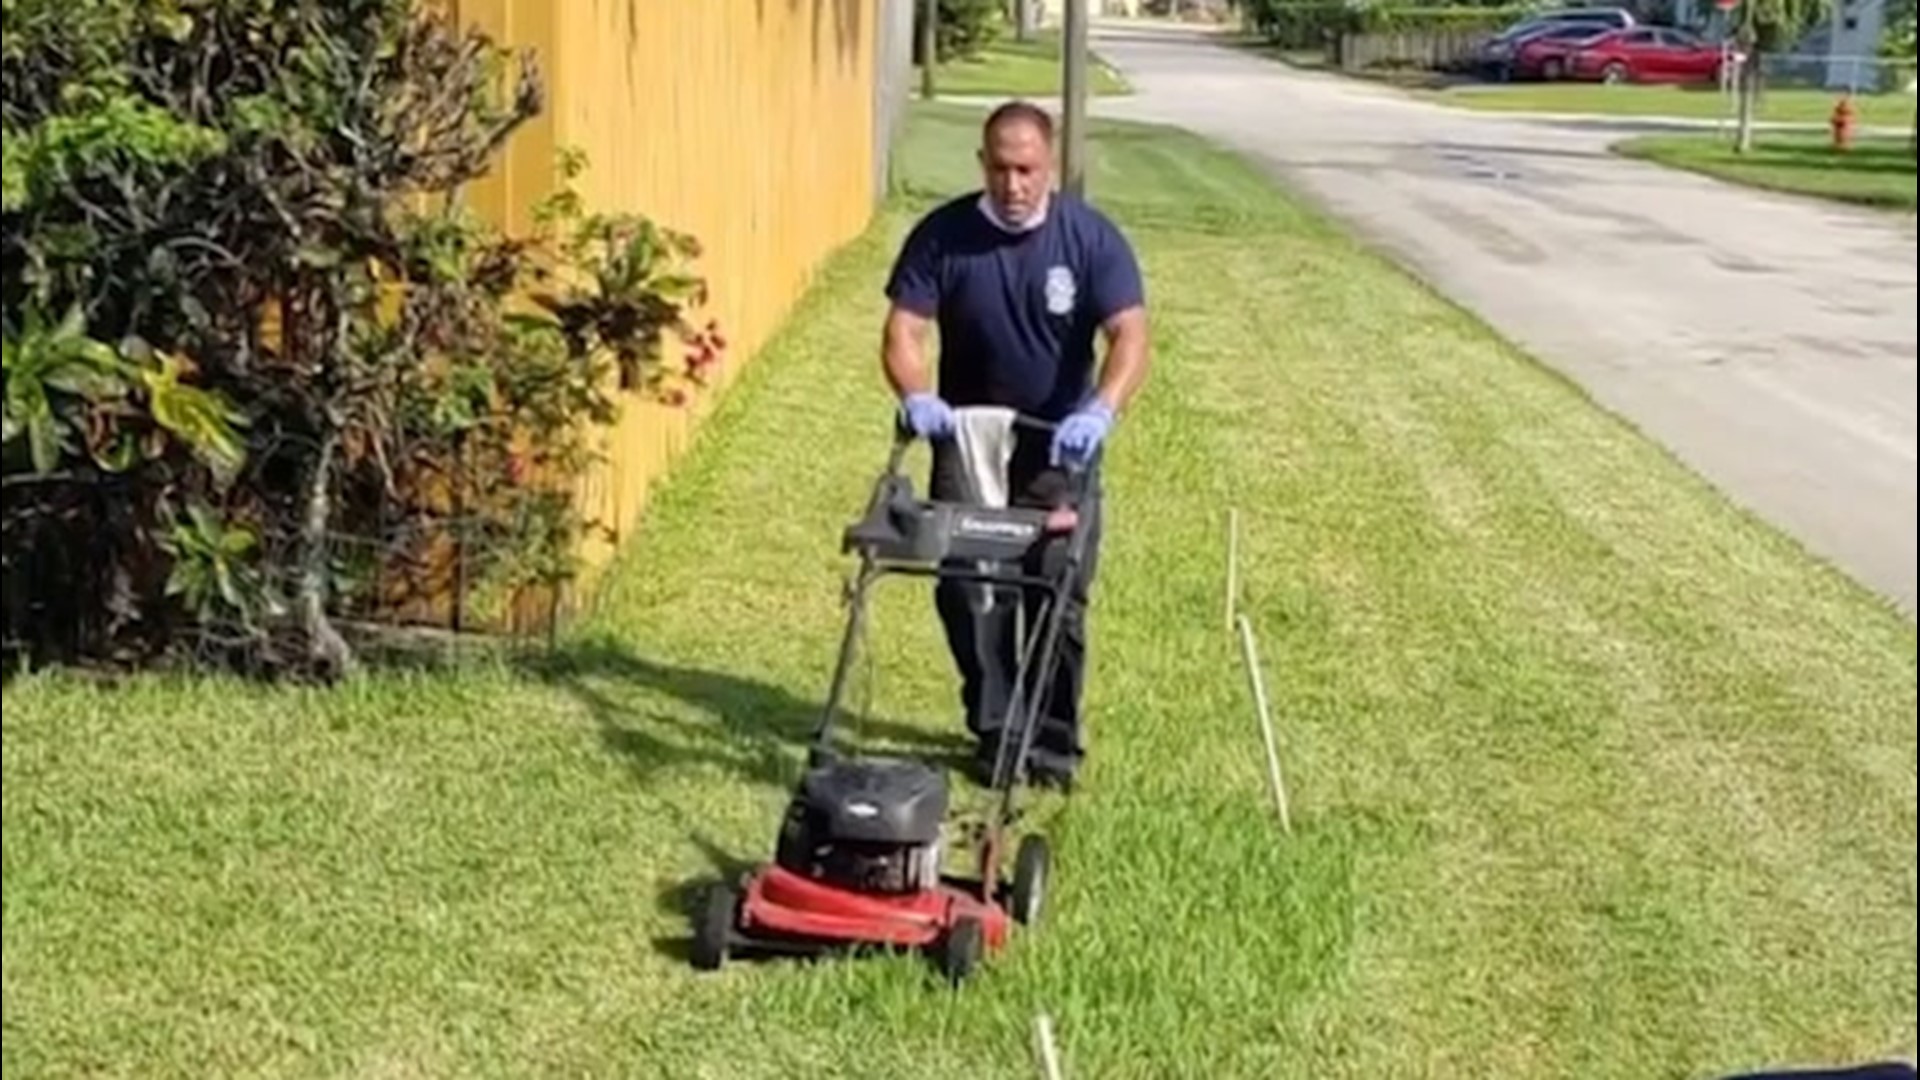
[{"xmin": 1083, "ymin": 22, "xmax": 1919, "ymax": 617}]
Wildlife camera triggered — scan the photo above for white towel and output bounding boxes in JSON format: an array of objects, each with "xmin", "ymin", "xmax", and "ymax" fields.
[
  {"xmin": 947, "ymin": 405, "xmax": 1019, "ymax": 619},
  {"xmin": 949, "ymin": 406, "xmax": 1017, "ymax": 509}
]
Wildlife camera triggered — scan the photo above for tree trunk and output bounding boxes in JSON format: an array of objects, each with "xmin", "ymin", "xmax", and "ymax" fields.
[
  {"xmin": 920, "ymin": 0, "xmax": 938, "ymax": 98},
  {"xmin": 1734, "ymin": 43, "xmax": 1759, "ymax": 154},
  {"xmin": 299, "ymin": 431, "xmax": 354, "ymax": 679},
  {"xmin": 1015, "ymin": 0, "xmax": 1034, "ymax": 40}
]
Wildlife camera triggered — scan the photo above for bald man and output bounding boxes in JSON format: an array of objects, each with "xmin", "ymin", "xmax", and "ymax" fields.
[{"xmin": 878, "ymin": 98, "xmax": 1151, "ymax": 790}]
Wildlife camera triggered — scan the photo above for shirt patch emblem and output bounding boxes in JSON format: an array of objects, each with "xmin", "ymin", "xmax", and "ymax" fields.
[{"xmin": 1044, "ymin": 265, "xmax": 1077, "ymax": 316}]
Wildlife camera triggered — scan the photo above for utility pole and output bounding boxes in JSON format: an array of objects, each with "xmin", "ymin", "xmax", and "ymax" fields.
[
  {"xmin": 920, "ymin": 0, "xmax": 937, "ymax": 99},
  {"xmin": 1061, "ymin": 0, "xmax": 1089, "ymax": 195}
]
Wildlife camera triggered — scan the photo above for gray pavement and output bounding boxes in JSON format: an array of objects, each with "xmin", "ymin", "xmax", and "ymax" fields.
[{"xmin": 1073, "ymin": 22, "xmax": 1918, "ymax": 617}]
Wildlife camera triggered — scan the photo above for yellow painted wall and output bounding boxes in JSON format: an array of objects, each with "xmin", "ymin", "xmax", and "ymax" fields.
[{"xmin": 441, "ymin": 0, "xmax": 880, "ymax": 631}]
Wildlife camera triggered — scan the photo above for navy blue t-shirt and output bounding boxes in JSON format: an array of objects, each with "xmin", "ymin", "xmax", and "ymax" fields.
[{"xmin": 883, "ymin": 191, "xmax": 1144, "ymax": 421}]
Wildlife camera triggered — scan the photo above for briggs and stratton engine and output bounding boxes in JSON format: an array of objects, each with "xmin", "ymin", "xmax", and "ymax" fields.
[{"xmin": 774, "ymin": 756, "xmax": 950, "ymax": 895}]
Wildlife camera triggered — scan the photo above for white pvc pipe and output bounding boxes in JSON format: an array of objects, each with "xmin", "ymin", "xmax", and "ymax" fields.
[
  {"xmin": 1225, "ymin": 507, "xmax": 1240, "ymax": 634},
  {"xmin": 1034, "ymin": 1013, "xmax": 1064, "ymax": 1080},
  {"xmin": 1235, "ymin": 613, "xmax": 1292, "ymax": 835}
]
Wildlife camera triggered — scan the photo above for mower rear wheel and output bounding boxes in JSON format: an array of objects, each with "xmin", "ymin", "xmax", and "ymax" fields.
[
  {"xmin": 940, "ymin": 916, "xmax": 985, "ymax": 985},
  {"xmin": 1010, "ymin": 834, "xmax": 1050, "ymax": 926},
  {"xmin": 691, "ymin": 883, "xmax": 737, "ymax": 971}
]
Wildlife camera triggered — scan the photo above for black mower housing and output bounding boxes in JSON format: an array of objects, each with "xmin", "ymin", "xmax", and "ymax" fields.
[
  {"xmin": 774, "ymin": 756, "xmax": 951, "ymax": 895},
  {"xmin": 842, "ymin": 474, "xmax": 1060, "ymax": 566},
  {"xmin": 790, "ymin": 755, "xmax": 949, "ymax": 845}
]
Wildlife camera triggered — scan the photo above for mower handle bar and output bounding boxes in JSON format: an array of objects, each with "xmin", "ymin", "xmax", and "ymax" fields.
[
  {"xmin": 884, "ymin": 409, "xmax": 1073, "ymax": 477},
  {"xmin": 890, "ymin": 407, "xmax": 1057, "ymax": 441}
]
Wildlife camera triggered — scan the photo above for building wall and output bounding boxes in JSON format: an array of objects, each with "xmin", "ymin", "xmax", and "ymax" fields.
[
  {"xmin": 442, "ymin": 0, "xmax": 890, "ymax": 625},
  {"xmin": 1827, "ymin": 0, "xmax": 1889, "ymax": 88}
]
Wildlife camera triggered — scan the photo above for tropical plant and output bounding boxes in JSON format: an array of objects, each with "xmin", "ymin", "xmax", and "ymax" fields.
[{"xmin": 1, "ymin": 0, "xmax": 720, "ymax": 678}]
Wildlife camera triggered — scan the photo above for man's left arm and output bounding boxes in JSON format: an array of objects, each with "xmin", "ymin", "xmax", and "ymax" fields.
[
  {"xmin": 1088, "ymin": 222, "xmax": 1150, "ymax": 417},
  {"xmin": 1052, "ymin": 221, "xmax": 1150, "ymax": 466},
  {"xmin": 1092, "ymin": 304, "xmax": 1149, "ymax": 415}
]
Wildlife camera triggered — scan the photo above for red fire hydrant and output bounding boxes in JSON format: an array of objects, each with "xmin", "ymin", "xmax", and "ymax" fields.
[{"xmin": 1831, "ymin": 93, "xmax": 1857, "ymax": 151}]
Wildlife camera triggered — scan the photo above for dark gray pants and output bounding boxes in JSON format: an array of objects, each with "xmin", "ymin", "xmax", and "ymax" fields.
[{"xmin": 929, "ymin": 430, "xmax": 1103, "ymax": 778}]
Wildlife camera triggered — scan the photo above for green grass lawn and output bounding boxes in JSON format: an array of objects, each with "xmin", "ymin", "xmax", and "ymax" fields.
[
  {"xmin": 929, "ymin": 30, "xmax": 1131, "ymax": 97},
  {"xmin": 1615, "ymin": 131, "xmax": 1918, "ymax": 210},
  {"xmin": 5, "ymin": 101, "xmax": 1916, "ymax": 1079},
  {"xmin": 1427, "ymin": 82, "xmax": 1918, "ymax": 127}
]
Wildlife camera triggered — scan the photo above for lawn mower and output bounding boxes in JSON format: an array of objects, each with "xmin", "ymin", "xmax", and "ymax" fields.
[{"xmin": 689, "ymin": 410, "xmax": 1099, "ymax": 983}]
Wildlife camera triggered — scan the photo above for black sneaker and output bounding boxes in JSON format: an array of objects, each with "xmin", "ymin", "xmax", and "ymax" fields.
[
  {"xmin": 1024, "ymin": 745, "xmax": 1081, "ymax": 793},
  {"xmin": 972, "ymin": 738, "xmax": 1015, "ymax": 788}
]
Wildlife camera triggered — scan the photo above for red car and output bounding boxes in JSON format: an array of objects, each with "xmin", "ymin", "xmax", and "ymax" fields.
[
  {"xmin": 1567, "ymin": 27, "xmax": 1728, "ymax": 84},
  {"xmin": 1511, "ymin": 26, "xmax": 1615, "ymax": 80}
]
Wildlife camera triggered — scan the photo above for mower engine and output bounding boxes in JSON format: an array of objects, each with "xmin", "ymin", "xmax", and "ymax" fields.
[{"xmin": 775, "ymin": 756, "xmax": 949, "ymax": 895}]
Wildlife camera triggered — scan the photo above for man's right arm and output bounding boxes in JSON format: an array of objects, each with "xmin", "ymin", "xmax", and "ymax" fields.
[
  {"xmin": 882, "ymin": 306, "xmax": 936, "ymax": 397},
  {"xmin": 880, "ymin": 215, "xmax": 942, "ymax": 398}
]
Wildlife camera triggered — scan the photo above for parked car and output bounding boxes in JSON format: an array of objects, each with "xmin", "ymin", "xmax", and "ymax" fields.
[
  {"xmin": 1471, "ymin": 8, "xmax": 1638, "ymax": 79},
  {"xmin": 1508, "ymin": 24, "xmax": 1620, "ymax": 79},
  {"xmin": 1527, "ymin": 6, "xmax": 1638, "ymax": 30},
  {"xmin": 1566, "ymin": 26, "xmax": 1727, "ymax": 84}
]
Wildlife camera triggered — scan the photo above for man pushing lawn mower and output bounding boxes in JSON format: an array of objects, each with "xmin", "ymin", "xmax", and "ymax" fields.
[
  {"xmin": 685, "ymin": 104, "xmax": 1147, "ymax": 979},
  {"xmin": 881, "ymin": 99, "xmax": 1152, "ymax": 791}
]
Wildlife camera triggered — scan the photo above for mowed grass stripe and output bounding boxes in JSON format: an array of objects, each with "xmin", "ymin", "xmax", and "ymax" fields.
[
  {"xmin": 3, "ymin": 102, "xmax": 1913, "ymax": 1080},
  {"xmin": 901, "ymin": 102, "xmax": 1914, "ymax": 1075}
]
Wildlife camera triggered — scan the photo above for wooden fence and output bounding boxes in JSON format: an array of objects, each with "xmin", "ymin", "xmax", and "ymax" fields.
[
  {"xmin": 431, "ymin": 0, "xmax": 896, "ymax": 633},
  {"xmin": 1334, "ymin": 28, "xmax": 1491, "ymax": 71}
]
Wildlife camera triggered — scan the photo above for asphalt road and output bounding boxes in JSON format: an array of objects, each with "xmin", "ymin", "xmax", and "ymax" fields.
[{"xmin": 1081, "ymin": 22, "xmax": 1919, "ymax": 617}]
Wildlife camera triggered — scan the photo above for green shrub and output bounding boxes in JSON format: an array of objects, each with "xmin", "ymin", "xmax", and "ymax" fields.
[
  {"xmin": 1, "ymin": 0, "xmax": 719, "ymax": 677},
  {"xmin": 1240, "ymin": 0, "xmax": 1533, "ymax": 48},
  {"xmin": 1883, "ymin": 0, "xmax": 1915, "ymax": 60},
  {"xmin": 915, "ymin": 0, "xmax": 1007, "ymax": 63}
]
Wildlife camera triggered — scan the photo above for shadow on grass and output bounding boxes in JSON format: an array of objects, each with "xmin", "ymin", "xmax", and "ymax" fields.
[
  {"xmin": 649, "ymin": 829, "xmax": 761, "ymax": 965},
  {"xmin": 518, "ymin": 632, "xmax": 974, "ymax": 792},
  {"xmin": 514, "ymin": 631, "xmax": 978, "ymax": 963},
  {"xmin": 1750, "ymin": 148, "xmax": 1917, "ymax": 176},
  {"xmin": 1615, "ymin": 135, "xmax": 1917, "ymax": 209}
]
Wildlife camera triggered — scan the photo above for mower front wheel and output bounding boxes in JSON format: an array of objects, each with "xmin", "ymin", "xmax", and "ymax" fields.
[
  {"xmin": 940, "ymin": 916, "xmax": 985, "ymax": 985},
  {"xmin": 691, "ymin": 883, "xmax": 738, "ymax": 971},
  {"xmin": 1010, "ymin": 834, "xmax": 1050, "ymax": 925}
]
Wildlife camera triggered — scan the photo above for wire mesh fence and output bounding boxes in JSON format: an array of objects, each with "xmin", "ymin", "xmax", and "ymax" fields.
[
  {"xmin": 1, "ymin": 421, "xmax": 585, "ymax": 678},
  {"xmin": 1759, "ymin": 52, "xmax": 1918, "ymax": 95}
]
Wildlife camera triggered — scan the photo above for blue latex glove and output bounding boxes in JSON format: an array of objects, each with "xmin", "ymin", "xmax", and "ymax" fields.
[
  {"xmin": 899, "ymin": 391, "xmax": 955, "ymax": 439},
  {"xmin": 1050, "ymin": 401, "xmax": 1114, "ymax": 468}
]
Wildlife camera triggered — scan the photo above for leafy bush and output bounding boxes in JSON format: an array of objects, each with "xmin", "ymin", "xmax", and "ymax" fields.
[
  {"xmin": 1240, "ymin": 0, "xmax": 1532, "ymax": 48},
  {"xmin": 1, "ymin": 0, "xmax": 722, "ymax": 678},
  {"xmin": 915, "ymin": 0, "xmax": 1006, "ymax": 63},
  {"xmin": 1883, "ymin": 0, "xmax": 1916, "ymax": 60}
]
